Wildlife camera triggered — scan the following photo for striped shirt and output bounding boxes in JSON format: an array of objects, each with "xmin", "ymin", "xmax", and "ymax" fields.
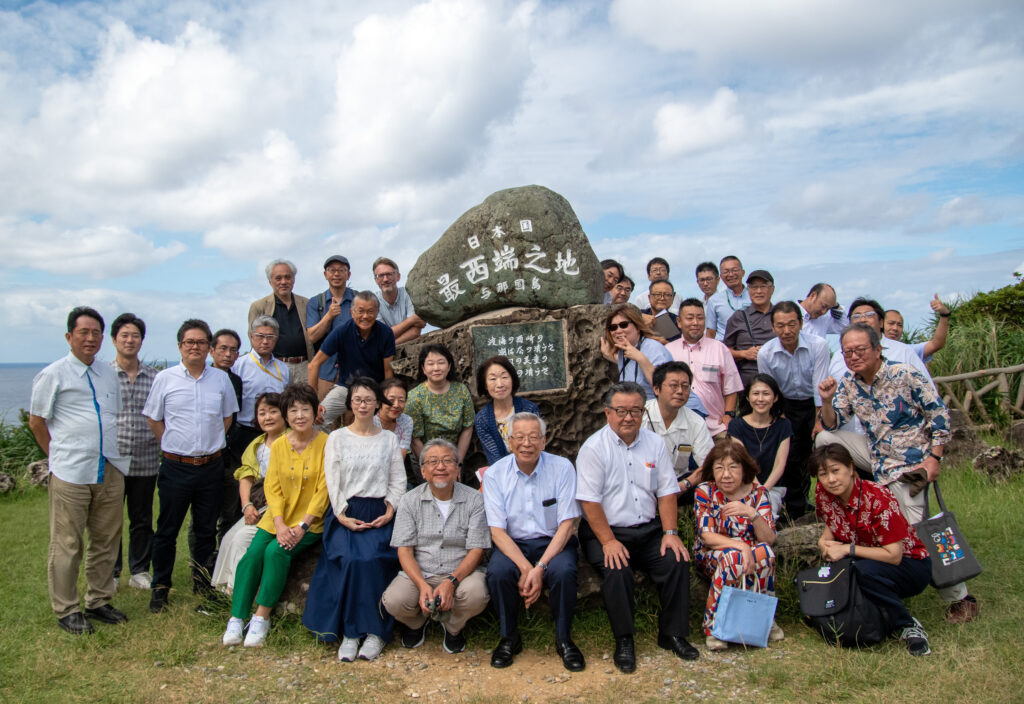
[{"xmin": 111, "ymin": 360, "xmax": 161, "ymax": 477}]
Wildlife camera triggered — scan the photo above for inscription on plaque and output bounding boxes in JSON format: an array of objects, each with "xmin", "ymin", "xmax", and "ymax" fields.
[{"xmin": 471, "ymin": 320, "xmax": 568, "ymax": 393}]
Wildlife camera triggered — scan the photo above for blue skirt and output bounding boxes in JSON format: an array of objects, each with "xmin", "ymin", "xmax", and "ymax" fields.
[{"xmin": 302, "ymin": 497, "xmax": 399, "ymax": 642}]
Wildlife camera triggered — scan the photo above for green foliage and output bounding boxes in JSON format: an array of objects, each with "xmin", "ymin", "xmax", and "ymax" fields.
[
  {"xmin": 0, "ymin": 410, "xmax": 45, "ymax": 486},
  {"xmin": 951, "ymin": 276, "xmax": 1024, "ymax": 329}
]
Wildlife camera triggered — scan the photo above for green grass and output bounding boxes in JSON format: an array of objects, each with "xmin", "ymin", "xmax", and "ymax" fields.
[
  {"xmin": 0, "ymin": 409, "xmax": 45, "ymax": 485},
  {"xmin": 2, "ymin": 460, "xmax": 1022, "ymax": 703}
]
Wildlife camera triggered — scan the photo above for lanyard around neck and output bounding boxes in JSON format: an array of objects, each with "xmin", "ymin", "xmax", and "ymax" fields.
[{"xmin": 250, "ymin": 351, "xmax": 283, "ymax": 382}]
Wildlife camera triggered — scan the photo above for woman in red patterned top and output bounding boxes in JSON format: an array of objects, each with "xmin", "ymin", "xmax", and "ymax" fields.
[
  {"xmin": 694, "ymin": 440, "xmax": 781, "ymax": 652},
  {"xmin": 812, "ymin": 444, "xmax": 933, "ymax": 656}
]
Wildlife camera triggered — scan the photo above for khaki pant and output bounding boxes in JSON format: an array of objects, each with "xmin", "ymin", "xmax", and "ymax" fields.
[
  {"xmin": 48, "ymin": 469, "xmax": 125, "ymax": 617},
  {"xmin": 815, "ymin": 430, "xmax": 873, "ymax": 472},
  {"xmin": 382, "ymin": 571, "xmax": 489, "ymax": 635}
]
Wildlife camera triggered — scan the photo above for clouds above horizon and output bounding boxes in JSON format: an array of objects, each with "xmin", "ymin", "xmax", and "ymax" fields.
[{"xmin": 0, "ymin": 0, "xmax": 1021, "ymax": 361}]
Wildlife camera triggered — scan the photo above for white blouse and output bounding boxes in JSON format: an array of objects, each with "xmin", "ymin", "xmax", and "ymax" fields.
[{"xmin": 324, "ymin": 427, "xmax": 406, "ymax": 517}]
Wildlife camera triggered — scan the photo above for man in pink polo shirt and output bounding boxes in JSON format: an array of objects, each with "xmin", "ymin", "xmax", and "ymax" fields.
[{"xmin": 665, "ymin": 298, "xmax": 743, "ymax": 437}]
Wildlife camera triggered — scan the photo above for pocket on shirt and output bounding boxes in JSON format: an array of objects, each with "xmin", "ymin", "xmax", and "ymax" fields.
[
  {"xmin": 700, "ymin": 365, "xmax": 719, "ymax": 383},
  {"xmin": 202, "ymin": 391, "xmax": 226, "ymax": 421},
  {"xmin": 542, "ymin": 500, "xmax": 558, "ymax": 532}
]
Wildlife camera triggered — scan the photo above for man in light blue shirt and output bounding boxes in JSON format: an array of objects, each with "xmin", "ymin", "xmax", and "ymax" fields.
[
  {"xmin": 29, "ymin": 307, "xmax": 130, "ymax": 634},
  {"xmin": 483, "ymin": 412, "xmax": 583, "ymax": 672},
  {"xmin": 704, "ymin": 255, "xmax": 750, "ymax": 339},
  {"xmin": 757, "ymin": 301, "xmax": 830, "ymax": 518}
]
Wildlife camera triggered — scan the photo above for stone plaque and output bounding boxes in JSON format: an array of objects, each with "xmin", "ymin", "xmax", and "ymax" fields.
[{"xmin": 471, "ymin": 320, "xmax": 568, "ymax": 393}]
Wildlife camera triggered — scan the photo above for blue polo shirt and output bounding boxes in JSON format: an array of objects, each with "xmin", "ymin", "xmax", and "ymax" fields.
[
  {"xmin": 319, "ymin": 319, "xmax": 396, "ymax": 385},
  {"xmin": 306, "ymin": 288, "xmax": 356, "ymax": 381}
]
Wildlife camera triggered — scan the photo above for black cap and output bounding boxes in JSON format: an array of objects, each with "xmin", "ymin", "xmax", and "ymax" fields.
[
  {"xmin": 324, "ymin": 255, "xmax": 350, "ymax": 269},
  {"xmin": 746, "ymin": 269, "xmax": 773, "ymax": 284}
]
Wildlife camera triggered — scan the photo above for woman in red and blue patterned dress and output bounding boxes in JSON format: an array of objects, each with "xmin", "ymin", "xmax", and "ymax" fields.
[{"xmin": 694, "ymin": 439, "xmax": 781, "ymax": 651}]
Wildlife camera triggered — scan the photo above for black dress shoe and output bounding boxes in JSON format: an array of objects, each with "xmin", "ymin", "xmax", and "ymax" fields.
[
  {"xmin": 555, "ymin": 639, "xmax": 586, "ymax": 672},
  {"xmin": 613, "ymin": 635, "xmax": 636, "ymax": 673},
  {"xmin": 85, "ymin": 604, "xmax": 128, "ymax": 624},
  {"xmin": 657, "ymin": 633, "xmax": 699, "ymax": 661},
  {"xmin": 490, "ymin": 635, "xmax": 523, "ymax": 668},
  {"xmin": 57, "ymin": 612, "xmax": 95, "ymax": 635},
  {"xmin": 149, "ymin": 588, "xmax": 169, "ymax": 614}
]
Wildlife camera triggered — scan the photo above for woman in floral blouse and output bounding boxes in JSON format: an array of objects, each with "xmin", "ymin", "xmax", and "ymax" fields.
[
  {"xmin": 694, "ymin": 439, "xmax": 781, "ymax": 651},
  {"xmin": 405, "ymin": 344, "xmax": 475, "ymax": 465},
  {"xmin": 812, "ymin": 444, "xmax": 933, "ymax": 656}
]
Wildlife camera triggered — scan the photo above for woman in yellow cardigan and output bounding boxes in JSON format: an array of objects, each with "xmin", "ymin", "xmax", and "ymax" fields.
[{"xmin": 222, "ymin": 384, "xmax": 330, "ymax": 647}]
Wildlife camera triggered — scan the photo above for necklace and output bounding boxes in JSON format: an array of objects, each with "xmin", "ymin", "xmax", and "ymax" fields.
[{"xmin": 749, "ymin": 419, "xmax": 773, "ymax": 454}]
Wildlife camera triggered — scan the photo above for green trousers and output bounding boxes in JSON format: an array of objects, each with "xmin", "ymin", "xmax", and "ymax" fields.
[{"xmin": 231, "ymin": 528, "xmax": 319, "ymax": 619}]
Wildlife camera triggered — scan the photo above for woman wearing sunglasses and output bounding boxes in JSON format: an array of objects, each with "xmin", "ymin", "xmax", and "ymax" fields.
[{"xmin": 600, "ymin": 304, "xmax": 671, "ymax": 401}]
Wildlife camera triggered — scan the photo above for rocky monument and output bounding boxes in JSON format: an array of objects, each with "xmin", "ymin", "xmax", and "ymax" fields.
[
  {"xmin": 405, "ymin": 185, "xmax": 604, "ymax": 327},
  {"xmin": 400, "ymin": 185, "xmax": 615, "ymax": 473}
]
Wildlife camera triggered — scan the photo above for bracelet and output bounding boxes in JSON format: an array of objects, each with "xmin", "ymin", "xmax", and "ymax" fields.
[
  {"xmin": 664, "ymin": 529, "xmax": 680, "ymax": 536},
  {"xmin": 242, "ymin": 501, "xmax": 254, "ymax": 511},
  {"xmin": 939, "ymin": 312, "xmax": 951, "ymax": 318}
]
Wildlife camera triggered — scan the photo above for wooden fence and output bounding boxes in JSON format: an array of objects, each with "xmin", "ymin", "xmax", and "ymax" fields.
[{"xmin": 933, "ymin": 363, "xmax": 1024, "ymax": 430}]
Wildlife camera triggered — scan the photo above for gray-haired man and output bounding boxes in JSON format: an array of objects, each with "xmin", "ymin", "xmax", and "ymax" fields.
[
  {"xmin": 248, "ymin": 259, "xmax": 314, "ymax": 382},
  {"xmin": 382, "ymin": 439, "xmax": 491, "ymax": 654}
]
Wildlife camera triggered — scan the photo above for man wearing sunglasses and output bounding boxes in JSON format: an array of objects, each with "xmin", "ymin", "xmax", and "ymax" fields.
[{"xmin": 576, "ymin": 382, "xmax": 698, "ymax": 673}]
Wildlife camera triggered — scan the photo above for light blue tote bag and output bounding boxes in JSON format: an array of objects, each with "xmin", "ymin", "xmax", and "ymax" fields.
[{"xmin": 710, "ymin": 575, "xmax": 777, "ymax": 648}]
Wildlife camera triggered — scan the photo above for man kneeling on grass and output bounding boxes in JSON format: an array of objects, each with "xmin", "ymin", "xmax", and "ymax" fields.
[{"xmin": 381, "ymin": 440, "xmax": 490, "ymax": 653}]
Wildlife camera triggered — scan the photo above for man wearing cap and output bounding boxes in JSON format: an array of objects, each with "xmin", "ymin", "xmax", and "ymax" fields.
[
  {"xmin": 306, "ymin": 255, "xmax": 357, "ymax": 400},
  {"xmin": 248, "ymin": 259, "xmax": 315, "ymax": 384},
  {"xmin": 704, "ymin": 255, "xmax": 750, "ymax": 340},
  {"xmin": 724, "ymin": 269, "xmax": 776, "ymax": 390}
]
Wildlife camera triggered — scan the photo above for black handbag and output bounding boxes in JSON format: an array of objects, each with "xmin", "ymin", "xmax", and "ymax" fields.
[
  {"xmin": 915, "ymin": 480, "xmax": 983, "ymax": 589},
  {"xmin": 795, "ymin": 558, "xmax": 888, "ymax": 647}
]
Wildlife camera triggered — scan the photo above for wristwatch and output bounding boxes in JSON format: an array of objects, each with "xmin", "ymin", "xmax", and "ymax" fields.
[
  {"xmin": 928, "ymin": 451, "xmax": 943, "ymax": 462},
  {"xmin": 663, "ymin": 529, "xmax": 680, "ymax": 536},
  {"xmin": 298, "ymin": 521, "xmax": 310, "ymax": 533},
  {"xmin": 536, "ymin": 561, "xmax": 548, "ymax": 572},
  {"xmin": 446, "ymin": 574, "xmax": 460, "ymax": 588}
]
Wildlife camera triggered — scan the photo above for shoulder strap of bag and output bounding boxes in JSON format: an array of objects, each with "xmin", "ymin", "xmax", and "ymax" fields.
[
  {"xmin": 922, "ymin": 478, "xmax": 947, "ymax": 518},
  {"xmin": 741, "ymin": 309, "xmax": 755, "ymax": 343},
  {"xmin": 317, "ymin": 292, "xmax": 326, "ymax": 315}
]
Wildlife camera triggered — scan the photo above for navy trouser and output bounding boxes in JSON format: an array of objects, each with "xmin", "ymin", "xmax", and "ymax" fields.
[
  {"xmin": 853, "ymin": 556, "xmax": 931, "ymax": 630},
  {"xmin": 781, "ymin": 396, "xmax": 816, "ymax": 519},
  {"xmin": 151, "ymin": 456, "xmax": 224, "ymax": 592},
  {"xmin": 114, "ymin": 474, "xmax": 158, "ymax": 577},
  {"xmin": 486, "ymin": 536, "xmax": 578, "ymax": 641},
  {"xmin": 580, "ymin": 519, "xmax": 690, "ymax": 639}
]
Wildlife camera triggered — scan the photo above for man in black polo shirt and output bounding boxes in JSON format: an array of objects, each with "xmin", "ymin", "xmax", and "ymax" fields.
[
  {"xmin": 247, "ymin": 259, "xmax": 314, "ymax": 383},
  {"xmin": 723, "ymin": 270, "xmax": 776, "ymax": 391},
  {"xmin": 309, "ymin": 291, "xmax": 396, "ymax": 425}
]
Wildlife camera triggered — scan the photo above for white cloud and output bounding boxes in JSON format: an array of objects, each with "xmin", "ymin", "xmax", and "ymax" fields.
[
  {"xmin": 773, "ymin": 179, "xmax": 927, "ymax": 231},
  {"xmin": 325, "ymin": 0, "xmax": 531, "ymax": 183},
  {"xmin": 652, "ymin": 88, "xmax": 746, "ymax": 159},
  {"xmin": 0, "ymin": 219, "xmax": 186, "ymax": 278}
]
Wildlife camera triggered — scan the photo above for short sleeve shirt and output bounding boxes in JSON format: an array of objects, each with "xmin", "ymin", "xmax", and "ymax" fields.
[
  {"xmin": 405, "ymin": 382, "xmax": 475, "ymax": 443},
  {"xmin": 375, "ymin": 287, "xmax": 416, "ymax": 328},
  {"xmin": 723, "ymin": 308, "xmax": 775, "ymax": 386},
  {"xmin": 306, "ymin": 288, "xmax": 356, "ymax": 381},
  {"xmin": 483, "ymin": 451, "xmax": 581, "ymax": 540},
  {"xmin": 705, "ymin": 287, "xmax": 750, "ymax": 339},
  {"xmin": 641, "ymin": 399, "xmax": 714, "ymax": 477},
  {"xmin": 143, "ymin": 363, "xmax": 239, "ymax": 456},
  {"xmin": 815, "ymin": 478, "xmax": 928, "ymax": 559},
  {"xmin": 727, "ymin": 416, "xmax": 793, "ymax": 484},
  {"xmin": 319, "ymin": 319, "xmax": 396, "ymax": 385}
]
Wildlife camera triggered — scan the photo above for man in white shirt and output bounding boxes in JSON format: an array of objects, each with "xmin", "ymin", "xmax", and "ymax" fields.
[
  {"xmin": 576, "ymin": 382, "xmax": 698, "ymax": 673},
  {"xmin": 144, "ymin": 319, "xmax": 239, "ymax": 613},
  {"xmin": 372, "ymin": 257, "xmax": 426, "ymax": 344},
  {"xmin": 883, "ymin": 294, "xmax": 952, "ymax": 360},
  {"xmin": 632, "ymin": 257, "xmax": 683, "ymax": 314},
  {"xmin": 483, "ymin": 413, "xmax": 584, "ymax": 672},
  {"xmin": 757, "ymin": 301, "xmax": 830, "ymax": 518},
  {"xmin": 799, "ymin": 283, "xmax": 845, "ymax": 339},
  {"xmin": 29, "ymin": 307, "xmax": 131, "ymax": 635},
  {"xmin": 641, "ymin": 361, "xmax": 714, "ymax": 494}
]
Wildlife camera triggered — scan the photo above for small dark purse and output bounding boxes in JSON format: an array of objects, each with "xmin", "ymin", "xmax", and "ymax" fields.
[
  {"xmin": 916, "ymin": 480, "xmax": 982, "ymax": 588},
  {"xmin": 795, "ymin": 558, "xmax": 888, "ymax": 647},
  {"xmin": 249, "ymin": 480, "xmax": 267, "ymax": 511}
]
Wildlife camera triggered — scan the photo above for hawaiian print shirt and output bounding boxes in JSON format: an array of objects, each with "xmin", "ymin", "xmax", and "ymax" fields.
[{"xmin": 815, "ymin": 478, "xmax": 928, "ymax": 560}]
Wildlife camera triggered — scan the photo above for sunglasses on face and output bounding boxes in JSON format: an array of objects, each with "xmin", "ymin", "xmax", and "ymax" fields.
[{"xmin": 607, "ymin": 321, "xmax": 632, "ymax": 331}]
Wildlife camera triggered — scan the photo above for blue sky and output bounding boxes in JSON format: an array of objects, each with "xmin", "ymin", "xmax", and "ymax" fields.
[{"xmin": 1, "ymin": 0, "xmax": 1022, "ymax": 363}]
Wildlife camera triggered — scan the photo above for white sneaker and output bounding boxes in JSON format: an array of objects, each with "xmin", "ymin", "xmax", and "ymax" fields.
[
  {"xmin": 769, "ymin": 621, "xmax": 785, "ymax": 642},
  {"xmin": 128, "ymin": 573, "xmax": 152, "ymax": 590},
  {"xmin": 358, "ymin": 634, "xmax": 385, "ymax": 661},
  {"xmin": 705, "ymin": 634, "xmax": 729, "ymax": 652},
  {"xmin": 243, "ymin": 616, "xmax": 270, "ymax": 647},
  {"xmin": 222, "ymin": 617, "xmax": 245, "ymax": 646},
  {"xmin": 338, "ymin": 636, "xmax": 361, "ymax": 662}
]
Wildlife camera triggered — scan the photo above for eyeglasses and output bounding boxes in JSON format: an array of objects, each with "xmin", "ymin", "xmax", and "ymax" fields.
[
  {"xmin": 748, "ymin": 283, "xmax": 773, "ymax": 291},
  {"xmin": 661, "ymin": 382, "xmax": 691, "ymax": 392},
  {"xmin": 697, "ymin": 276, "xmax": 717, "ymax": 284},
  {"xmin": 374, "ymin": 271, "xmax": 396, "ymax": 280},
  {"xmin": 607, "ymin": 406, "xmax": 644, "ymax": 419},
  {"xmin": 607, "ymin": 321, "xmax": 632, "ymax": 331},
  {"xmin": 650, "ymin": 292, "xmax": 674, "ymax": 299},
  {"xmin": 325, "ymin": 266, "xmax": 349, "ymax": 275},
  {"xmin": 180, "ymin": 339, "xmax": 209, "ymax": 348},
  {"xmin": 252, "ymin": 333, "xmax": 278, "ymax": 341},
  {"xmin": 842, "ymin": 345, "xmax": 874, "ymax": 359},
  {"xmin": 511, "ymin": 434, "xmax": 542, "ymax": 443},
  {"xmin": 850, "ymin": 311, "xmax": 878, "ymax": 321},
  {"xmin": 350, "ymin": 398, "xmax": 376, "ymax": 406},
  {"xmin": 422, "ymin": 457, "xmax": 458, "ymax": 468}
]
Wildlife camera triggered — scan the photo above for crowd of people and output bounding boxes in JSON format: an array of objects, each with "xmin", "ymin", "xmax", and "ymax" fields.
[{"xmin": 28, "ymin": 250, "xmax": 976, "ymax": 672}]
